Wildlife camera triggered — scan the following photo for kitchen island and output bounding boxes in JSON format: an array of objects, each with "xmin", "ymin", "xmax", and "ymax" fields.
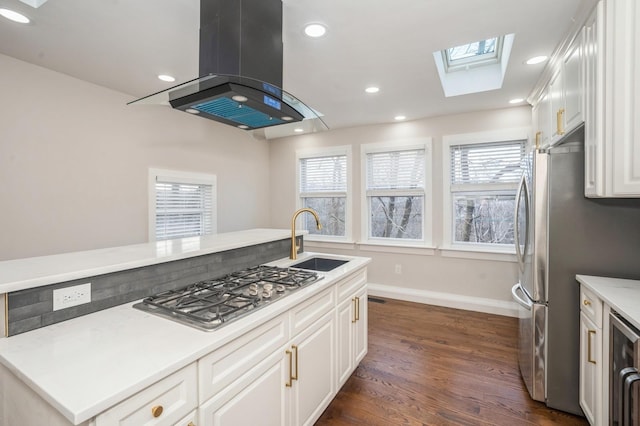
[{"xmin": 0, "ymin": 230, "xmax": 370, "ymax": 426}]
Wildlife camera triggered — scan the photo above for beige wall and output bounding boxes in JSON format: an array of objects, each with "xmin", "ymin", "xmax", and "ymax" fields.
[
  {"xmin": 0, "ymin": 54, "xmax": 271, "ymax": 260},
  {"xmin": 269, "ymin": 107, "xmax": 531, "ymax": 304}
]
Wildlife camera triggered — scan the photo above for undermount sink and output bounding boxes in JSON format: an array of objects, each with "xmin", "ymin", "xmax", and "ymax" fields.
[{"xmin": 290, "ymin": 257, "xmax": 349, "ymax": 272}]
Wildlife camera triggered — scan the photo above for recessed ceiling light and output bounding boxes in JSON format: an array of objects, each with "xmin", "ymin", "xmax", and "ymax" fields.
[
  {"xmin": 526, "ymin": 56, "xmax": 548, "ymax": 65},
  {"xmin": 282, "ymin": 116, "xmax": 293, "ymax": 121},
  {"xmin": 0, "ymin": 8, "xmax": 30, "ymax": 23},
  {"xmin": 304, "ymin": 23, "xmax": 327, "ymax": 38},
  {"xmin": 509, "ymin": 98, "xmax": 525, "ymax": 104},
  {"xmin": 365, "ymin": 87, "xmax": 380, "ymax": 94},
  {"xmin": 185, "ymin": 108, "xmax": 200, "ymax": 114},
  {"xmin": 294, "ymin": 128, "xmax": 304, "ymax": 133},
  {"xmin": 232, "ymin": 95, "xmax": 248, "ymax": 102},
  {"xmin": 394, "ymin": 115, "xmax": 406, "ymax": 121},
  {"xmin": 157, "ymin": 74, "xmax": 175, "ymax": 82}
]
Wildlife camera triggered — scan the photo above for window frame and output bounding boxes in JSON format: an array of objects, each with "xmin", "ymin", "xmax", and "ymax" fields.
[
  {"xmin": 360, "ymin": 138, "xmax": 433, "ymax": 247},
  {"xmin": 442, "ymin": 36, "xmax": 504, "ymax": 73},
  {"xmin": 296, "ymin": 146, "xmax": 352, "ymax": 242},
  {"xmin": 442, "ymin": 128, "xmax": 530, "ymax": 255},
  {"xmin": 148, "ymin": 168, "xmax": 217, "ymax": 242}
]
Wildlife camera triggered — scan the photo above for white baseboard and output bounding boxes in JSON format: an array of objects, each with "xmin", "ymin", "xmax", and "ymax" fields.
[{"xmin": 367, "ymin": 283, "xmax": 519, "ymax": 318}]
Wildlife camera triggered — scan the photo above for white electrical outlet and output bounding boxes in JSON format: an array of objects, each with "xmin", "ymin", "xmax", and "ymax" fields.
[
  {"xmin": 53, "ymin": 283, "xmax": 91, "ymax": 311},
  {"xmin": 394, "ymin": 264, "xmax": 402, "ymax": 274}
]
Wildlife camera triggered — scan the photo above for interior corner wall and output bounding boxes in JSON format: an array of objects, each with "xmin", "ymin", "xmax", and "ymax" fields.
[
  {"xmin": 268, "ymin": 106, "xmax": 531, "ymax": 305},
  {"xmin": 0, "ymin": 54, "xmax": 271, "ymax": 261}
]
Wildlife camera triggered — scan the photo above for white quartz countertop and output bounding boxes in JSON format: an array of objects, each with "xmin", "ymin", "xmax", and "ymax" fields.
[
  {"xmin": 0, "ymin": 228, "xmax": 302, "ymax": 293},
  {"xmin": 0, "ymin": 252, "xmax": 369, "ymax": 425},
  {"xmin": 576, "ymin": 275, "xmax": 640, "ymax": 330}
]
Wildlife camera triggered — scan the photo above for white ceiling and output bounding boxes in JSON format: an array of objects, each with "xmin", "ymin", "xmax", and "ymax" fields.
[{"xmin": 0, "ymin": 0, "xmax": 591, "ymax": 131}]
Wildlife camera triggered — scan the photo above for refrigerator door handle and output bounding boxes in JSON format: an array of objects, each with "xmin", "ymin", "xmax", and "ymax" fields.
[
  {"xmin": 511, "ymin": 282, "xmax": 532, "ymax": 311},
  {"xmin": 514, "ymin": 174, "xmax": 530, "ymax": 271}
]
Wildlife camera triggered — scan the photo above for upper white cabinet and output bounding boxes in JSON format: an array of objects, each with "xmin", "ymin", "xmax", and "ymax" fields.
[
  {"xmin": 533, "ymin": 26, "xmax": 584, "ymax": 149},
  {"xmin": 585, "ymin": 0, "xmax": 640, "ymax": 197}
]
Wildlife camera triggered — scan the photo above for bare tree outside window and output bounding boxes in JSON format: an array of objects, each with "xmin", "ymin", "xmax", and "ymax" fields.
[
  {"xmin": 299, "ymin": 154, "xmax": 347, "ymax": 237},
  {"xmin": 366, "ymin": 148, "xmax": 425, "ymax": 241},
  {"xmin": 449, "ymin": 140, "xmax": 525, "ymax": 246}
]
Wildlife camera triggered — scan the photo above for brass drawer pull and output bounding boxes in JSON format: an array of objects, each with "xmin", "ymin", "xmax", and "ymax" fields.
[
  {"xmin": 583, "ymin": 299, "xmax": 591, "ymax": 306},
  {"xmin": 557, "ymin": 108, "xmax": 565, "ymax": 135},
  {"xmin": 151, "ymin": 405, "xmax": 163, "ymax": 418},
  {"xmin": 188, "ymin": 422, "xmax": 196, "ymax": 426},
  {"xmin": 355, "ymin": 296, "xmax": 360, "ymax": 321},
  {"xmin": 292, "ymin": 345, "xmax": 299, "ymax": 381},
  {"xmin": 285, "ymin": 349, "xmax": 293, "ymax": 387},
  {"xmin": 352, "ymin": 298, "xmax": 357, "ymax": 323},
  {"xmin": 588, "ymin": 330, "xmax": 596, "ymax": 364}
]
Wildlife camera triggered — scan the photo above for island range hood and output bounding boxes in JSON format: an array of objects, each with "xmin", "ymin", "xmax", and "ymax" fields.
[{"xmin": 129, "ymin": 0, "xmax": 327, "ymax": 138}]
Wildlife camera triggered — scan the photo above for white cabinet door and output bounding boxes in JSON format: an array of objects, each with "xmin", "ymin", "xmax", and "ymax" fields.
[
  {"xmin": 536, "ymin": 87, "xmax": 552, "ymax": 149},
  {"xmin": 336, "ymin": 296, "xmax": 355, "ymax": 387},
  {"xmin": 579, "ymin": 312, "xmax": 602, "ymax": 426},
  {"xmin": 549, "ymin": 69, "xmax": 565, "ymax": 144},
  {"xmin": 198, "ymin": 350, "xmax": 289, "ymax": 426},
  {"xmin": 353, "ymin": 287, "xmax": 368, "ymax": 365},
  {"xmin": 584, "ymin": 2, "xmax": 604, "ymax": 197},
  {"xmin": 336, "ymin": 285, "xmax": 368, "ymax": 388},
  {"xmin": 290, "ymin": 310, "xmax": 335, "ymax": 426},
  {"xmin": 606, "ymin": 0, "xmax": 640, "ymax": 196},
  {"xmin": 562, "ymin": 30, "xmax": 584, "ymax": 134}
]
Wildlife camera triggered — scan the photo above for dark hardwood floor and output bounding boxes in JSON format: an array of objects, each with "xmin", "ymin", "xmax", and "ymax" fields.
[{"xmin": 316, "ymin": 298, "xmax": 588, "ymax": 426}]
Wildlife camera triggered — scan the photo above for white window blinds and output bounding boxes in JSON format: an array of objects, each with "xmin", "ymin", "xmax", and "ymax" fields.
[
  {"xmin": 155, "ymin": 180, "xmax": 214, "ymax": 240},
  {"xmin": 300, "ymin": 155, "xmax": 347, "ymax": 193},
  {"xmin": 366, "ymin": 149, "xmax": 425, "ymax": 190},
  {"xmin": 450, "ymin": 140, "xmax": 525, "ymax": 186}
]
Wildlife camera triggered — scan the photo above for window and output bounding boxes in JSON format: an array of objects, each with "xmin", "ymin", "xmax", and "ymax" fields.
[
  {"xmin": 442, "ymin": 36, "xmax": 504, "ymax": 72},
  {"xmin": 362, "ymin": 139, "xmax": 432, "ymax": 245},
  {"xmin": 148, "ymin": 169, "xmax": 217, "ymax": 241},
  {"xmin": 443, "ymin": 131, "xmax": 527, "ymax": 251},
  {"xmin": 297, "ymin": 147, "xmax": 350, "ymax": 240}
]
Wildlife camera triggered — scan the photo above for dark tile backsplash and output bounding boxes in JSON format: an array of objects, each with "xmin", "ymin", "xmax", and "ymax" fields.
[{"xmin": 7, "ymin": 237, "xmax": 301, "ymax": 336}]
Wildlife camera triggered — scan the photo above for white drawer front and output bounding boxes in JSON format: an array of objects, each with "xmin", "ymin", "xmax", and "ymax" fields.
[
  {"xmin": 580, "ymin": 286, "xmax": 603, "ymax": 328},
  {"xmin": 96, "ymin": 363, "xmax": 197, "ymax": 426},
  {"xmin": 290, "ymin": 287, "xmax": 335, "ymax": 337},
  {"xmin": 336, "ymin": 268, "xmax": 367, "ymax": 302},
  {"xmin": 198, "ymin": 313, "xmax": 288, "ymax": 404}
]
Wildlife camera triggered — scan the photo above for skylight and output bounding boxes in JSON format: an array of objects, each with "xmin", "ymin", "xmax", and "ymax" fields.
[
  {"xmin": 432, "ymin": 34, "xmax": 515, "ymax": 97},
  {"xmin": 443, "ymin": 36, "xmax": 503, "ymax": 72}
]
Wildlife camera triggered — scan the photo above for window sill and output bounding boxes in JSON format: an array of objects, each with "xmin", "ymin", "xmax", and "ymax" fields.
[
  {"xmin": 439, "ymin": 245, "xmax": 516, "ymax": 262},
  {"xmin": 357, "ymin": 241, "xmax": 436, "ymax": 256}
]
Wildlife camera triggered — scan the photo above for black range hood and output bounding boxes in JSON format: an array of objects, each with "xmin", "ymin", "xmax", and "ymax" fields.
[{"xmin": 129, "ymin": 0, "xmax": 327, "ymax": 138}]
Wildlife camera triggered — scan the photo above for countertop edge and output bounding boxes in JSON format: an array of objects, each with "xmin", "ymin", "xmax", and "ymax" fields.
[
  {"xmin": 0, "ymin": 229, "xmax": 305, "ymax": 293},
  {"xmin": 576, "ymin": 274, "xmax": 640, "ymax": 330}
]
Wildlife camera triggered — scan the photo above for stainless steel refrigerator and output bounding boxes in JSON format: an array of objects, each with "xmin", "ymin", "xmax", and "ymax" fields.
[{"xmin": 511, "ymin": 127, "xmax": 640, "ymax": 415}]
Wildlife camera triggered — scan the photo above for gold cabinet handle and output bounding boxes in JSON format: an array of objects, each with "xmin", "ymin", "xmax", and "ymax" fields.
[
  {"xmin": 352, "ymin": 298, "xmax": 357, "ymax": 323},
  {"xmin": 588, "ymin": 330, "xmax": 596, "ymax": 364},
  {"xmin": 557, "ymin": 108, "xmax": 565, "ymax": 135},
  {"xmin": 535, "ymin": 131, "xmax": 541, "ymax": 149},
  {"xmin": 285, "ymin": 349, "xmax": 293, "ymax": 387},
  {"xmin": 355, "ymin": 296, "xmax": 360, "ymax": 321},
  {"xmin": 292, "ymin": 345, "xmax": 299, "ymax": 381},
  {"xmin": 583, "ymin": 299, "xmax": 591, "ymax": 306},
  {"xmin": 151, "ymin": 405, "xmax": 163, "ymax": 418},
  {"xmin": 188, "ymin": 422, "xmax": 196, "ymax": 426}
]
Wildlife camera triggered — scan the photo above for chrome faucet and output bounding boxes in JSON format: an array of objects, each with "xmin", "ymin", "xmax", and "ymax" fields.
[{"xmin": 290, "ymin": 208, "xmax": 322, "ymax": 260}]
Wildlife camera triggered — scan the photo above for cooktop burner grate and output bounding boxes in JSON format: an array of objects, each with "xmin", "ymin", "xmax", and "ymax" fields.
[{"xmin": 134, "ymin": 265, "xmax": 322, "ymax": 331}]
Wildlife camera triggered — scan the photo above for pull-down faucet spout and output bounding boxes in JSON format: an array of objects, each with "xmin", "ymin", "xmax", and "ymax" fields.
[{"xmin": 290, "ymin": 208, "xmax": 322, "ymax": 260}]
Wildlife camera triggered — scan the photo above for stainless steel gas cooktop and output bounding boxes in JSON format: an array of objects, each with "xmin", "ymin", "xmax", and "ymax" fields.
[{"xmin": 133, "ymin": 265, "xmax": 321, "ymax": 331}]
